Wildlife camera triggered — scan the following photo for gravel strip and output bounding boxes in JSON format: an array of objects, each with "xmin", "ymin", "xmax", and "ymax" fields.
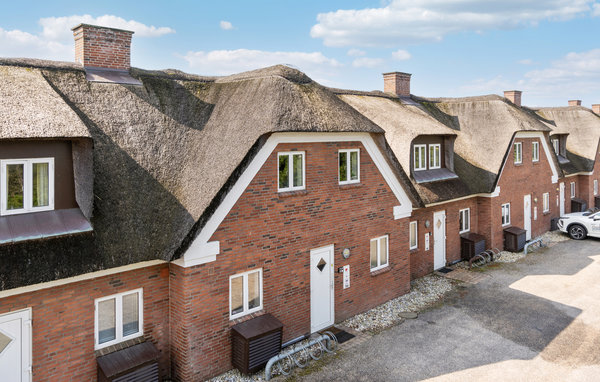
[{"xmin": 341, "ymin": 274, "xmax": 454, "ymax": 333}]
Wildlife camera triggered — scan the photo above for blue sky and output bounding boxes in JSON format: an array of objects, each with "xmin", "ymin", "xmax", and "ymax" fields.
[{"xmin": 1, "ymin": 0, "xmax": 599, "ymax": 107}]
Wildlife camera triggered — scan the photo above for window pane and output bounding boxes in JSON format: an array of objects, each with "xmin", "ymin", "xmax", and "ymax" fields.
[
  {"xmin": 420, "ymin": 147, "xmax": 426, "ymax": 168},
  {"xmin": 98, "ymin": 299, "xmax": 116, "ymax": 344},
  {"xmin": 278, "ymin": 155, "xmax": 289, "ymax": 189},
  {"xmin": 339, "ymin": 152, "xmax": 347, "ymax": 182},
  {"xmin": 410, "ymin": 224, "xmax": 416, "ymax": 247},
  {"xmin": 247, "ymin": 271, "xmax": 261, "ymax": 310},
  {"xmin": 370, "ymin": 239, "xmax": 378, "ymax": 269},
  {"xmin": 459, "ymin": 212, "xmax": 464, "ymax": 231},
  {"xmin": 122, "ymin": 293, "xmax": 140, "ymax": 337},
  {"xmin": 293, "ymin": 154, "xmax": 303, "ymax": 187},
  {"xmin": 32, "ymin": 162, "xmax": 49, "ymax": 207},
  {"xmin": 465, "ymin": 211, "xmax": 469, "ymax": 230},
  {"xmin": 350, "ymin": 151, "xmax": 358, "ymax": 180},
  {"xmin": 6, "ymin": 164, "xmax": 24, "ymax": 210},
  {"xmin": 231, "ymin": 276, "xmax": 244, "ymax": 315},
  {"xmin": 414, "ymin": 147, "xmax": 420, "ymax": 169},
  {"xmin": 379, "ymin": 237, "xmax": 388, "ymax": 266}
]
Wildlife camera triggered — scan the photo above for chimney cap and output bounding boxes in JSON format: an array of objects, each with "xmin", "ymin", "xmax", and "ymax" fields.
[
  {"xmin": 504, "ymin": 90, "xmax": 522, "ymax": 94},
  {"xmin": 71, "ymin": 23, "xmax": 134, "ymax": 34},
  {"xmin": 382, "ymin": 71, "xmax": 411, "ymax": 76}
]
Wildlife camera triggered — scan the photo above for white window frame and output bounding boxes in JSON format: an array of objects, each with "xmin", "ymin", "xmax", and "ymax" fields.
[
  {"xmin": 413, "ymin": 144, "xmax": 427, "ymax": 171},
  {"xmin": 501, "ymin": 203, "xmax": 511, "ymax": 226},
  {"xmin": 1, "ymin": 158, "xmax": 54, "ymax": 216},
  {"xmin": 532, "ymin": 141, "xmax": 539, "ymax": 162},
  {"xmin": 594, "ymin": 180, "xmax": 598, "ymax": 196},
  {"xmin": 277, "ymin": 152, "xmax": 305, "ymax": 192},
  {"xmin": 94, "ymin": 288, "xmax": 144, "ymax": 350},
  {"xmin": 514, "ymin": 142, "xmax": 522, "ymax": 164},
  {"xmin": 428, "ymin": 144, "xmax": 441, "ymax": 169},
  {"xmin": 229, "ymin": 268, "xmax": 263, "ymax": 320},
  {"xmin": 459, "ymin": 208, "xmax": 470, "ymax": 234},
  {"xmin": 570, "ymin": 182, "xmax": 576, "ymax": 199},
  {"xmin": 409, "ymin": 221, "xmax": 418, "ymax": 250},
  {"xmin": 543, "ymin": 192, "xmax": 549, "ymax": 213},
  {"xmin": 370, "ymin": 235, "xmax": 389, "ymax": 272},
  {"xmin": 551, "ymin": 138, "xmax": 560, "ymax": 155},
  {"xmin": 338, "ymin": 149, "xmax": 360, "ymax": 185}
]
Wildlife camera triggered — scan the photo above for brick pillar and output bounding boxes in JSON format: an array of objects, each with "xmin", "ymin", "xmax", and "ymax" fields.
[
  {"xmin": 504, "ymin": 90, "xmax": 522, "ymax": 107},
  {"xmin": 383, "ymin": 72, "xmax": 411, "ymax": 97},
  {"xmin": 591, "ymin": 104, "xmax": 599, "ymax": 114},
  {"xmin": 72, "ymin": 23, "xmax": 134, "ymax": 70}
]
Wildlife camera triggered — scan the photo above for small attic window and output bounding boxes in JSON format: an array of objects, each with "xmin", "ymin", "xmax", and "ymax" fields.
[{"xmin": 1, "ymin": 158, "xmax": 54, "ymax": 216}]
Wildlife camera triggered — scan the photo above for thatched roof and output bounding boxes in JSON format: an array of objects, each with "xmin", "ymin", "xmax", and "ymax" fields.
[
  {"xmin": 0, "ymin": 59, "xmax": 396, "ymax": 275},
  {"xmin": 533, "ymin": 106, "xmax": 600, "ymax": 173},
  {"xmin": 0, "ymin": 64, "xmax": 90, "ymax": 139}
]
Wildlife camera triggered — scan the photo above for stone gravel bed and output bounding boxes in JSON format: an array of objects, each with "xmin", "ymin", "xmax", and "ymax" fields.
[{"xmin": 341, "ymin": 274, "xmax": 454, "ymax": 333}]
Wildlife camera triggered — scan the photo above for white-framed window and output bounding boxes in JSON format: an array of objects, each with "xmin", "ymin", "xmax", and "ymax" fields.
[
  {"xmin": 278, "ymin": 152, "xmax": 305, "ymax": 192},
  {"xmin": 95, "ymin": 289, "xmax": 143, "ymax": 350},
  {"xmin": 552, "ymin": 138, "xmax": 560, "ymax": 155},
  {"xmin": 594, "ymin": 180, "xmax": 598, "ymax": 196},
  {"xmin": 1, "ymin": 158, "xmax": 54, "ymax": 216},
  {"xmin": 459, "ymin": 208, "xmax": 470, "ymax": 233},
  {"xmin": 501, "ymin": 203, "xmax": 511, "ymax": 226},
  {"xmin": 532, "ymin": 142, "xmax": 539, "ymax": 162},
  {"xmin": 230, "ymin": 269, "xmax": 263, "ymax": 319},
  {"xmin": 409, "ymin": 221, "xmax": 418, "ymax": 250},
  {"xmin": 428, "ymin": 144, "xmax": 441, "ymax": 169},
  {"xmin": 570, "ymin": 182, "xmax": 576, "ymax": 198},
  {"xmin": 543, "ymin": 192, "xmax": 549, "ymax": 212},
  {"xmin": 370, "ymin": 235, "xmax": 389, "ymax": 271},
  {"xmin": 339, "ymin": 149, "xmax": 360, "ymax": 184},
  {"xmin": 413, "ymin": 144, "xmax": 426, "ymax": 171},
  {"xmin": 514, "ymin": 142, "xmax": 522, "ymax": 164}
]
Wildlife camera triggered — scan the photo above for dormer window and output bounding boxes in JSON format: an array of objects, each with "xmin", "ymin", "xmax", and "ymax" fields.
[
  {"xmin": 550, "ymin": 134, "xmax": 568, "ymax": 162},
  {"xmin": 414, "ymin": 144, "xmax": 427, "ymax": 171},
  {"xmin": 411, "ymin": 136, "xmax": 458, "ymax": 183},
  {"xmin": 429, "ymin": 144, "xmax": 441, "ymax": 169},
  {"xmin": 551, "ymin": 138, "xmax": 559, "ymax": 155},
  {"xmin": 1, "ymin": 158, "xmax": 54, "ymax": 216}
]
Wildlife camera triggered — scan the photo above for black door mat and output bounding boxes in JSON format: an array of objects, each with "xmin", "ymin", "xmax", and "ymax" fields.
[
  {"xmin": 334, "ymin": 330, "xmax": 355, "ymax": 344},
  {"xmin": 437, "ymin": 267, "xmax": 454, "ymax": 274}
]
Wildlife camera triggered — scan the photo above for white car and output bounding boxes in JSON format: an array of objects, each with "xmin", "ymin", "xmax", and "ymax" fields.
[{"xmin": 557, "ymin": 207, "xmax": 600, "ymax": 240}]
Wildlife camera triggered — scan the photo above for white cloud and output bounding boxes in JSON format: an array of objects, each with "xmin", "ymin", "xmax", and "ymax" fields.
[
  {"xmin": 347, "ymin": 48, "xmax": 366, "ymax": 56},
  {"xmin": 518, "ymin": 59, "xmax": 535, "ymax": 65},
  {"xmin": 311, "ymin": 0, "xmax": 596, "ymax": 47},
  {"xmin": 392, "ymin": 49, "xmax": 411, "ymax": 61},
  {"xmin": 220, "ymin": 21, "xmax": 234, "ymax": 30},
  {"xmin": 183, "ymin": 49, "xmax": 342, "ymax": 83},
  {"xmin": 593, "ymin": 3, "xmax": 600, "ymax": 16},
  {"xmin": 352, "ymin": 57, "xmax": 385, "ymax": 68},
  {"xmin": 0, "ymin": 15, "xmax": 174, "ymax": 61}
]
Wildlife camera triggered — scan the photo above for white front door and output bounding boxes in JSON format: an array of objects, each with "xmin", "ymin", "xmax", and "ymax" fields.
[
  {"xmin": 0, "ymin": 309, "xmax": 31, "ymax": 382},
  {"xmin": 433, "ymin": 211, "xmax": 446, "ymax": 270},
  {"xmin": 310, "ymin": 245, "xmax": 334, "ymax": 332},
  {"xmin": 559, "ymin": 182, "xmax": 565, "ymax": 216},
  {"xmin": 524, "ymin": 194, "xmax": 532, "ymax": 240}
]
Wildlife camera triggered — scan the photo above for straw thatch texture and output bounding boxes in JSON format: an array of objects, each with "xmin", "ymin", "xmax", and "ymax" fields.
[
  {"xmin": 36, "ymin": 64, "xmax": 388, "ymax": 267},
  {"xmin": 534, "ymin": 107, "xmax": 600, "ymax": 173},
  {"xmin": 0, "ymin": 65, "xmax": 90, "ymax": 139}
]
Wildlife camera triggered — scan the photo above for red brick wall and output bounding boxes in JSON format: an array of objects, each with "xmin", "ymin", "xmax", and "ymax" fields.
[
  {"xmin": 0, "ymin": 263, "xmax": 169, "ymax": 381},
  {"xmin": 577, "ymin": 144, "xmax": 600, "ymax": 209},
  {"xmin": 489, "ymin": 137, "xmax": 559, "ymax": 249},
  {"xmin": 169, "ymin": 141, "xmax": 411, "ymax": 381},
  {"xmin": 73, "ymin": 24, "xmax": 133, "ymax": 70},
  {"xmin": 409, "ymin": 198, "xmax": 478, "ymax": 279}
]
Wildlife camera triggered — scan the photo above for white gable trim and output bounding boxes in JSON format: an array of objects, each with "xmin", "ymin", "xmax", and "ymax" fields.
[{"xmin": 175, "ymin": 132, "xmax": 413, "ymax": 268}]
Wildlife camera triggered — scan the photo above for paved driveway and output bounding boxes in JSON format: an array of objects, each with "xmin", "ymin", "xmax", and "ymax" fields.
[{"xmin": 298, "ymin": 238, "xmax": 600, "ymax": 381}]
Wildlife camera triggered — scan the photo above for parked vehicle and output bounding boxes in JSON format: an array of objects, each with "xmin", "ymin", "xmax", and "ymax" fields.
[{"xmin": 557, "ymin": 208, "xmax": 600, "ymax": 240}]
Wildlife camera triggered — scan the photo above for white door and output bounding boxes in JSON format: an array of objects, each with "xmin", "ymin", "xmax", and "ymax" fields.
[
  {"xmin": 310, "ymin": 245, "xmax": 334, "ymax": 332},
  {"xmin": 559, "ymin": 182, "xmax": 565, "ymax": 216},
  {"xmin": 433, "ymin": 211, "xmax": 446, "ymax": 270},
  {"xmin": 0, "ymin": 309, "xmax": 31, "ymax": 382},
  {"xmin": 524, "ymin": 194, "xmax": 532, "ymax": 240}
]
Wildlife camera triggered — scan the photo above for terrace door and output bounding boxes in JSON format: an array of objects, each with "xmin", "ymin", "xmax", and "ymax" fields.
[
  {"xmin": 524, "ymin": 194, "xmax": 532, "ymax": 240},
  {"xmin": 433, "ymin": 211, "xmax": 446, "ymax": 269},
  {"xmin": 0, "ymin": 309, "xmax": 31, "ymax": 382},
  {"xmin": 559, "ymin": 182, "xmax": 565, "ymax": 216},
  {"xmin": 310, "ymin": 245, "xmax": 334, "ymax": 332}
]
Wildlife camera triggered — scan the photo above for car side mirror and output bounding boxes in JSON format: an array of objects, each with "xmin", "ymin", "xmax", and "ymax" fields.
[{"xmin": 594, "ymin": 216, "xmax": 600, "ymax": 221}]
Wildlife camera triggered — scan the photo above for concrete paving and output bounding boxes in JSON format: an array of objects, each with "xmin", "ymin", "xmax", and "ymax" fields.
[{"xmin": 297, "ymin": 237, "xmax": 600, "ymax": 381}]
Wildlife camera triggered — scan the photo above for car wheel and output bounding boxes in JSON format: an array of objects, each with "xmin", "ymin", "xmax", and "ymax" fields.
[{"xmin": 568, "ymin": 224, "xmax": 587, "ymax": 240}]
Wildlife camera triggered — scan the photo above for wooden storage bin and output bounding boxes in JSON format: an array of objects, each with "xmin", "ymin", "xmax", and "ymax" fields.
[{"xmin": 231, "ymin": 313, "xmax": 283, "ymax": 375}]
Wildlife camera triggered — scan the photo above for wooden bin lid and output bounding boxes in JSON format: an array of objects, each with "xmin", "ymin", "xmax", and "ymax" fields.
[
  {"xmin": 460, "ymin": 232, "xmax": 486, "ymax": 241},
  {"xmin": 231, "ymin": 313, "xmax": 283, "ymax": 340},
  {"xmin": 503, "ymin": 226, "xmax": 526, "ymax": 235},
  {"xmin": 97, "ymin": 341, "xmax": 159, "ymax": 379}
]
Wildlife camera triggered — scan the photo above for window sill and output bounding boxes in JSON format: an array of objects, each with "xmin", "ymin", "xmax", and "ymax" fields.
[
  {"xmin": 459, "ymin": 230, "xmax": 470, "ymax": 235},
  {"xmin": 543, "ymin": 211, "xmax": 551, "ymax": 215},
  {"xmin": 95, "ymin": 335, "xmax": 146, "ymax": 357},
  {"xmin": 370, "ymin": 266, "xmax": 391, "ymax": 276},
  {"xmin": 229, "ymin": 309, "xmax": 266, "ymax": 326},
  {"xmin": 278, "ymin": 190, "xmax": 308, "ymax": 198},
  {"xmin": 339, "ymin": 182, "xmax": 362, "ymax": 189},
  {"xmin": 513, "ymin": 163, "xmax": 523, "ymax": 166}
]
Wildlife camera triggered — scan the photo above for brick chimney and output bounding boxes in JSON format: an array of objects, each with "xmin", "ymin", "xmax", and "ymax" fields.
[
  {"xmin": 568, "ymin": 100, "xmax": 582, "ymax": 106},
  {"xmin": 504, "ymin": 90, "xmax": 522, "ymax": 107},
  {"xmin": 72, "ymin": 24, "xmax": 134, "ymax": 70},
  {"xmin": 593, "ymin": 104, "xmax": 600, "ymax": 114},
  {"xmin": 383, "ymin": 72, "xmax": 411, "ymax": 97}
]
